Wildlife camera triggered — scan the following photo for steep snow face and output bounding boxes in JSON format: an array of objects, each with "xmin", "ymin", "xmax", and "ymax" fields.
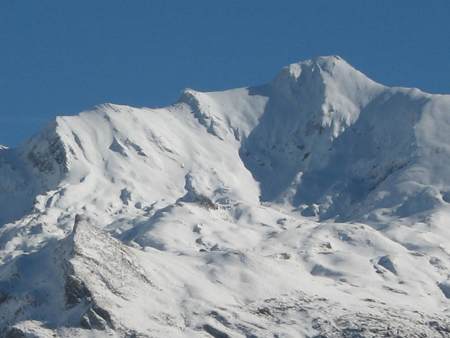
[
  {"xmin": 240, "ymin": 56, "xmax": 387, "ymax": 203},
  {"xmin": 289, "ymin": 87, "xmax": 431, "ymax": 219},
  {"xmin": 4, "ymin": 98, "xmax": 267, "ymax": 231},
  {"xmin": 235, "ymin": 56, "xmax": 450, "ymax": 223}
]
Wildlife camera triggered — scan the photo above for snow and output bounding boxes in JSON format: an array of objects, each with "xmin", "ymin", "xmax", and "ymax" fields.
[{"xmin": 1, "ymin": 56, "xmax": 450, "ymax": 336}]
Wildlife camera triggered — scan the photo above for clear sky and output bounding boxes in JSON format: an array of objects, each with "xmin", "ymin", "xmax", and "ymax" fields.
[{"xmin": 1, "ymin": 1, "xmax": 449, "ymax": 147}]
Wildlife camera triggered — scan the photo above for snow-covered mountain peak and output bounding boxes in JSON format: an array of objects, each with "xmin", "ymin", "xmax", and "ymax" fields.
[
  {"xmin": 274, "ymin": 55, "xmax": 370, "ymax": 83},
  {"xmin": 275, "ymin": 55, "xmax": 345, "ymax": 79},
  {"xmin": 271, "ymin": 55, "xmax": 386, "ymax": 118},
  {"xmin": 3, "ymin": 57, "xmax": 450, "ymax": 336}
]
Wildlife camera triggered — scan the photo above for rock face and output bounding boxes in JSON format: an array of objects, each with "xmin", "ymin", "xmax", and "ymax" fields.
[
  {"xmin": 1, "ymin": 56, "xmax": 450, "ymax": 337},
  {"xmin": 0, "ymin": 217, "xmax": 121, "ymax": 332}
]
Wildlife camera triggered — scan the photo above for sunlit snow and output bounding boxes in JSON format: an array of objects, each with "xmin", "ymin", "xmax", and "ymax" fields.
[{"xmin": 1, "ymin": 56, "xmax": 450, "ymax": 337}]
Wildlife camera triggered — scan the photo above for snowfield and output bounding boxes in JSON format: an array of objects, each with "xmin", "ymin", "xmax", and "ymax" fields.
[{"xmin": 1, "ymin": 56, "xmax": 450, "ymax": 337}]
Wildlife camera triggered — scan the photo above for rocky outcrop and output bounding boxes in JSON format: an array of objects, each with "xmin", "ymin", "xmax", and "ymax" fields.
[{"xmin": 0, "ymin": 216, "xmax": 159, "ymax": 336}]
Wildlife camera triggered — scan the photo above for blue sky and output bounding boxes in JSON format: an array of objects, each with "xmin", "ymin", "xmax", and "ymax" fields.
[{"xmin": 1, "ymin": 1, "xmax": 449, "ymax": 147}]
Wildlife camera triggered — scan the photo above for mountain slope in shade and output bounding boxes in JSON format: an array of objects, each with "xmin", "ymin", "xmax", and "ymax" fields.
[{"xmin": 1, "ymin": 56, "xmax": 450, "ymax": 336}]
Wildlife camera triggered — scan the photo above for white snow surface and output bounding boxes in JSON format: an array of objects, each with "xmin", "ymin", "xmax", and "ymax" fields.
[{"xmin": 1, "ymin": 56, "xmax": 450, "ymax": 337}]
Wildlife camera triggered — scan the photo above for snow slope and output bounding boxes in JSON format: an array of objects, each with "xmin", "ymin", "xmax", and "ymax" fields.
[{"xmin": 1, "ymin": 56, "xmax": 450, "ymax": 337}]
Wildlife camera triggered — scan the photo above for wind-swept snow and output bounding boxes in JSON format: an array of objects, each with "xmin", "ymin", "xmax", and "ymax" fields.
[{"xmin": 1, "ymin": 56, "xmax": 450, "ymax": 337}]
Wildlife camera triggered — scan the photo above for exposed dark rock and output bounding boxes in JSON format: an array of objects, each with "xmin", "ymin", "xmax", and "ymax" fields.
[
  {"xmin": 81, "ymin": 306, "xmax": 113, "ymax": 330},
  {"xmin": 5, "ymin": 328, "xmax": 27, "ymax": 338},
  {"xmin": 64, "ymin": 275, "xmax": 92, "ymax": 308},
  {"xmin": 378, "ymin": 255, "xmax": 397, "ymax": 275},
  {"xmin": 203, "ymin": 324, "xmax": 230, "ymax": 338},
  {"xmin": 26, "ymin": 123, "xmax": 70, "ymax": 175},
  {"xmin": 0, "ymin": 288, "xmax": 10, "ymax": 304}
]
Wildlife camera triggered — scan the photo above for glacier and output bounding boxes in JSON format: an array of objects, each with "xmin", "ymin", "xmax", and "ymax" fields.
[{"xmin": 1, "ymin": 56, "xmax": 450, "ymax": 337}]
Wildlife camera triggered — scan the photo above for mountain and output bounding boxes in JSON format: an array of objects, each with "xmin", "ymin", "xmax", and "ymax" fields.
[{"xmin": 1, "ymin": 56, "xmax": 450, "ymax": 337}]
